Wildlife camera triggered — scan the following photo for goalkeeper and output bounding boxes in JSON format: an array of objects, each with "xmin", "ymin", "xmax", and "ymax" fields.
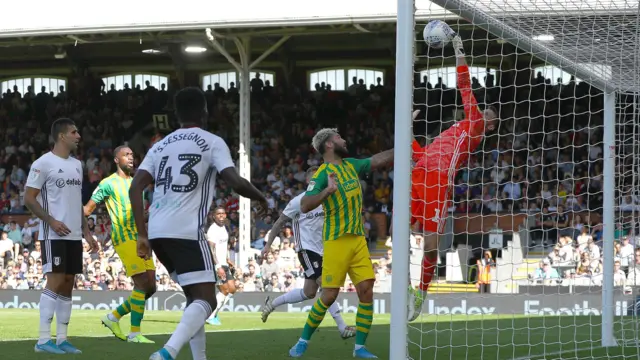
[{"xmin": 408, "ymin": 33, "xmax": 498, "ymax": 322}]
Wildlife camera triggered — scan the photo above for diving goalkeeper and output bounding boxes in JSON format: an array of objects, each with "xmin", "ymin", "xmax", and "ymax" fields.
[{"xmin": 408, "ymin": 33, "xmax": 498, "ymax": 321}]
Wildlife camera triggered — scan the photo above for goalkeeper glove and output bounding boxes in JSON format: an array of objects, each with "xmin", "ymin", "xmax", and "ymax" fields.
[{"xmin": 452, "ymin": 35, "xmax": 465, "ymax": 57}]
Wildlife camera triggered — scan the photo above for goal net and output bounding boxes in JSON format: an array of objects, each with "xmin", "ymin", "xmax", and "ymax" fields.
[{"xmin": 392, "ymin": 0, "xmax": 640, "ymax": 359}]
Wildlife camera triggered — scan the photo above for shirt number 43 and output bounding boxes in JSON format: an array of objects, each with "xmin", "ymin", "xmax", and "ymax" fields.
[{"xmin": 156, "ymin": 154, "xmax": 202, "ymax": 194}]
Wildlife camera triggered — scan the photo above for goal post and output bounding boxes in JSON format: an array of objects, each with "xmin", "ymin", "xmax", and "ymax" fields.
[
  {"xmin": 390, "ymin": 0, "xmax": 415, "ymax": 358},
  {"xmin": 391, "ymin": 0, "xmax": 639, "ymax": 359}
]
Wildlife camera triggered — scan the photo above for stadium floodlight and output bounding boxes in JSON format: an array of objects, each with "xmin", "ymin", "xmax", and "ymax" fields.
[
  {"xmin": 392, "ymin": 0, "xmax": 640, "ymax": 359},
  {"xmin": 184, "ymin": 46, "xmax": 207, "ymax": 53}
]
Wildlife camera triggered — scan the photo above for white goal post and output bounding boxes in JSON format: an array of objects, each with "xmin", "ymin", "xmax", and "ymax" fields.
[{"xmin": 391, "ymin": 0, "xmax": 640, "ymax": 359}]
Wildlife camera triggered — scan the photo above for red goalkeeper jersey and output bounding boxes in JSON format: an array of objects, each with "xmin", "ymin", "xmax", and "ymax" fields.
[
  {"xmin": 413, "ymin": 65, "xmax": 486, "ymax": 172},
  {"xmin": 410, "ymin": 65, "xmax": 488, "ymax": 230}
]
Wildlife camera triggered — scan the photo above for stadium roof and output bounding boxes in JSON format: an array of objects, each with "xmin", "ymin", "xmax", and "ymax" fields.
[{"xmin": 3, "ymin": 0, "xmax": 634, "ymax": 38}]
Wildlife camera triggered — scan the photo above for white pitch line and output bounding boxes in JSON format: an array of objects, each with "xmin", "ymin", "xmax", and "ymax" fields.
[
  {"xmin": 509, "ymin": 347, "xmax": 605, "ymax": 360},
  {"xmin": 0, "ymin": 327, "xmax": 265, "ymax": 342}
]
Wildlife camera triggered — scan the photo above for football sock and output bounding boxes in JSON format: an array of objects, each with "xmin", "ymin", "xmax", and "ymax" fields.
[
  {"xmin": 300, "ymin": 298, "xmax": 328, "ymax": 341},
  {"xmin": 55, "ymin": 294, "xmax": 73, "ymax": 345},
  {"xmin": 128, "ymin": 289, "xmax": 147, "ymax": 334},
  {"xmin": 273, "ymin": 288, "xmax": 308, "ymax": 308},
  {"xmin": 328, "ymin": 301, "xmax": 347, "ymax": 333},
  {"xmin": 189, "ymin": 325, "xmax": 207, "ymax": 360},
  {"xmin": 222, "ymin": 293, "xmax": 232, "ymax": 307},
  {"xmin": 355, "ymin": 302, "xmax": 374, "ymax": 350},
  {"xmin": 209, "ymin": 292, "xmax": 226, "ymax": 319},
  {"xmin": 419, "ymin": 256, "xmax": 437, "ymax": 292},
  {"xmin": 164, "ymin": 300, "xmax": 212, "ymax": 359},
  {"xmin": 38, "ymin": 289, "xmax": 57, "ymax": 345},
  {"xmin": 109, "ymin": 298, "xmax": 131, "ymax": 322}
]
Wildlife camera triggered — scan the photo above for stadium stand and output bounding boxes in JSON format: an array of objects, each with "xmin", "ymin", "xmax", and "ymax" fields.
[{"xmin": 0, "ymin": 62, "xmax": 629, "ymax": 295}]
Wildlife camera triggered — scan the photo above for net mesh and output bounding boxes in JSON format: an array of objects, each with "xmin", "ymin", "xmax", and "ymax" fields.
[{"xmin": 406, "ymin": 0, "xmax": 640, "ymax": 359}]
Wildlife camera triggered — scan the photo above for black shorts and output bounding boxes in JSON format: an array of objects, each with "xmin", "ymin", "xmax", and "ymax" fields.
[
  {"xmin": 41, "ymin": 239, "xmax": 83, "ymax": 275},
  {"xmin": 298, "ymin": 250, "xmax": 323, "ymax": 280},
  {"xmin": 150, "ymin": 238, "xmax": 217, "ymax": 286},
  {"xmin": 218, "ymin": 265, "xmax": 234, "ymax": 283}
]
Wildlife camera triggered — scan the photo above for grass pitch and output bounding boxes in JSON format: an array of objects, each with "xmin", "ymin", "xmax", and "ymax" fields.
[{"xmin": 0, "ymin": 309, "xmax": 638, "ymax": 359}]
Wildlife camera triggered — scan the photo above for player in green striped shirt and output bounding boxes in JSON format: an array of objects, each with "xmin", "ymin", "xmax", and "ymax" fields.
[
  {"xmin": 289, "ymin": 128, "xmax": 394, "ymax": 359},
  {"xmin": 83, "ymin": 146, "xmax": 156, "ymax": 343}
]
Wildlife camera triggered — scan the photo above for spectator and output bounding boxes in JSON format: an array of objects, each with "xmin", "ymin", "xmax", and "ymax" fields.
[
  {"xmin": 531, "ymin": 259, "xmax": 560, "ymax": 284},
  {"xmin": 576, "ymin": 226, "xmax": 592, "ymax": 248},
  {"xmin": 619, "ymin": 236, "xmax": 634, "ymax": 271},
  {"xmin": 0, "ymin": 68, "xmax": 627, "ymax": 294},
  {"xmin": 0, "ymin": 231, "xmax": 14, "ymax": 265},
  {"xmin": 476, "ymin": 250, "xmax": 495, "ymax": 293},
  {"xmin": 265, "ymin": 273, "xmax": 284, "ymax": 292},
  {"xmin": 277, "ymin": 240, "xmax": 296, "ymax": 272},
  {"xmin": 614, "ymin": 260, "xmax": 626, "ymax": 286},
  {"xmin": 627, "ymin": 249, "xmax": 640, "ymax": 286}
]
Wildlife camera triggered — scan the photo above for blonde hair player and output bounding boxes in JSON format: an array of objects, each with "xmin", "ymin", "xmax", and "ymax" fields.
[
  {"xmin": 260, "ymin": 166, "xmax": 356, "ymax": 340},
  {"xmin": 288, "ymin": 128, "xmax": 394, "ymax": 358},
  {"xmin": 408, "ymin": 28, "xmax": 498, "ymax": 321}
]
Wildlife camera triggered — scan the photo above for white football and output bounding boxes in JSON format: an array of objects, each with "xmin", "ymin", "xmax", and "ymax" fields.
[{"xmin": 423, "ymin": 20, "xmax": 454, "ymax": 49}]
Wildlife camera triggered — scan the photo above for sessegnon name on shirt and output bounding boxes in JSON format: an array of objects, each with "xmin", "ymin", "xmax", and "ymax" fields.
[{"xmin": 153, "ymin": 131, "xmax": 212, "ymax": 154}]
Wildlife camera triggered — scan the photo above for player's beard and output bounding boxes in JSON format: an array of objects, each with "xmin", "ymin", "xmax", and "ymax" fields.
[
  {"xmin": 119, "ymin": 164, "xmax": 133, "ymax": 175},
  {"xmin": 334, "ymin": 143, "xmax": 350, "ymax": 158}
]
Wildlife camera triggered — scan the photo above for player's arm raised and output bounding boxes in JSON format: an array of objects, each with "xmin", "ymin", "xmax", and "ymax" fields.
[
  {"xmin": 369, "ymin": 149, "xmax": 394, "ymax": 171},
  {"xmin": 369, "ymin": 110, "xmax": 420, "ymax": 170},
  {"xmin": 452, "ymin": 35, "xmax": 483, "ymax": 124}
]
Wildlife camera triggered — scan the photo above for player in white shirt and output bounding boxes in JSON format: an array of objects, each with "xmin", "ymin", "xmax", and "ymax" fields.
[
  {"xmin": 205, "ymin": 206, "xmax": 237, "ymax": 325},
  {"xmin": 260, "ymin": 166, "xmax": 355, "ymax": 339},
  {"xmin": 24, "ymin": 118, "xmax": 98, "ymax": 355},
  {"xmin": 129, "ymin": 87, "xmax": 268, "ymax": 360}
]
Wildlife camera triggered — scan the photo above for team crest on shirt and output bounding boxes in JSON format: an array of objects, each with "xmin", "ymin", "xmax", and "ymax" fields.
[
  {"xmin": 53, "ymin": 257, "xmax": 61, "ymax": 266},
  {"xmin": 29, "ymin": 169, "xmax": 40, "ymax": 181},
  {"xmin": 307, "ymin": 181, "xmax": 316, "ymax": 192}
]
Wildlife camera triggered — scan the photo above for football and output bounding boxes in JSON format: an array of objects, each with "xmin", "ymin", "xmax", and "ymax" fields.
[{"xmin": 423, "ymin": 20, "xmax": 455, "ymax": 49}]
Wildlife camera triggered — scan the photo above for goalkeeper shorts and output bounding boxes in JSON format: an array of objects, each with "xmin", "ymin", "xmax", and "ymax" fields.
[{"xmin": 411, "ymin": 167, "xmax": 451, "ymax": 234}]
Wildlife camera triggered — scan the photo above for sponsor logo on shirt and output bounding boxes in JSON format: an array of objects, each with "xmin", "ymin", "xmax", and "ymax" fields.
[
  {"xmin": 56, "ymin": 178, "xmax": 82, "ymax": 188},
  {"xmin": 343, "ymin": 179, "xmax": 360, "ymax": 192},
  {"xmin": 304, "ymin": 211, "xmax": 324, "ymax": 219}
]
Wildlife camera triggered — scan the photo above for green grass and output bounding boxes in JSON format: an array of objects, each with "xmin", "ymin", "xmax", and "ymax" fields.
[{"xmin": 1, "ymin": 309, "xmax": 639, "ymax": 359}]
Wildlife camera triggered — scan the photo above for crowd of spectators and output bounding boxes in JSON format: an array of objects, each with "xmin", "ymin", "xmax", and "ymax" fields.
[{"xmin": 0, "ymin": 66, "xmax": 633, "ymax": 293}]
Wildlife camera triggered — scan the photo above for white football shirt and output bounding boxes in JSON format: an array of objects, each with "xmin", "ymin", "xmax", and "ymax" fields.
[
  {"xmin": 207, "ymin": 222, "xmax": 229, "ymax": 264},
  {"xmin": 25, "ymin": 152, "xmax": 83, "ymax": 241},
  {"xmin": 138, "ymin": 128, "xmax": 235, "ymax": 241},
  {"xmin": 283, "ymin": 193, "xmax": 324, "ymax": 256}
]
